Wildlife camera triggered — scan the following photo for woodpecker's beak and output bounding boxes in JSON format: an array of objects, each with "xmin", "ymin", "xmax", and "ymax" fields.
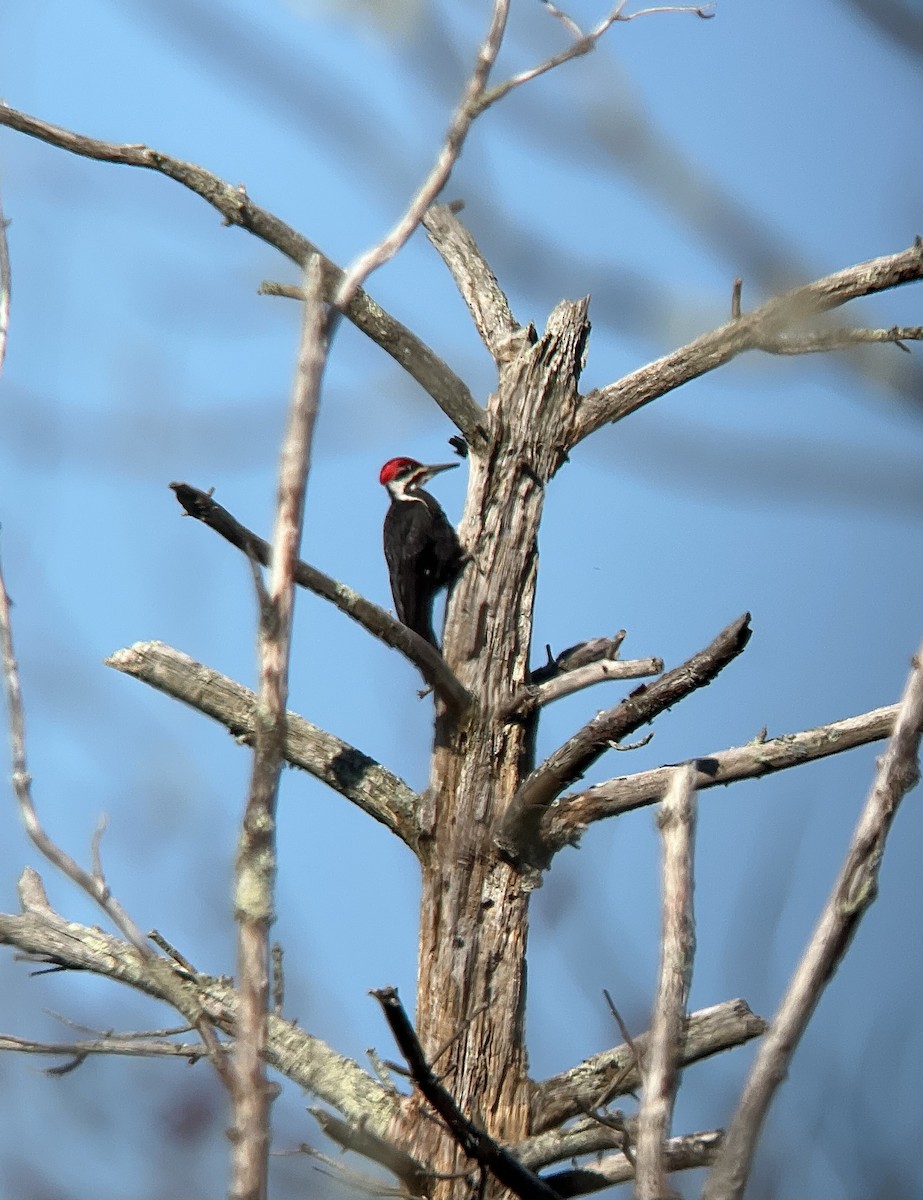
[{"xmin": 419, "ymin": 461, "xmax": 459, "ymax": 482}]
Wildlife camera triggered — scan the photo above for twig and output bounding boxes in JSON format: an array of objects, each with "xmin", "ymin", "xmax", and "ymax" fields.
[
  {"xmin": 610, "ymin": 732, "xmax": 654, "ymax": 752},
  {"xmin": 297, "ymin": 1144, "xmax": 408, "ymax": 1197},
  {"xmin": 169, "ymin": 483, "xmax": 472, "ymax": 715},
  {"xmin": 105, "ymin": 641, "xmax": 422, "ymax": 851},
  {"xmin": 310, "ymin": 1108, "xmax": 429, "ymax": 1192},
  {"xmin": 620, "ymin": 3, "xmax": 714, "ymax": 17},
  {"xmin": 499, "ymin": 613, "xmax": 751, "ymax": 868},
  {"xmin": 0, "ymin": 1031, "xmax": 214, "ymax": 1066},
  {"xmin": 231, "ymin": 257, "xmax": 327, "ymax": 1200},
  {"xmin": 548, "ymin": 702, "xmax": 912, "ymax": 847},
  {"xmin": 529, "ymin": 997, "xmax": 764, "ymax": 1136},
  {"xmin": 1, "ymin": 868, "xmax": 400, "ymax": 1130},
  {"xmin": 44, "ymin": 1010, "xmax": 195, "ymax": 1039},
  {"xmin": 371, "ymin": 987, "xmax": 561, "ymax": 1200},
  {"xmin": 541, "ymin": 0, "xmax": 586, "ymax": 39},
  {"xmin": 702, "ymin": 639, "xmax": 923, "ymax": 1200},
  {"xmin": 0, "ymin": 553, "xmax": 153, "ymax": 957},
  {"xmin": 476, "ymin": 1, "xmax": 712, "ymax": 116},
  {"xmin": 635, "ymin": 764, "xmax": 698, "ymax": 1200},
  {"xmin": 147, "ymin": 929, "xmax": 198, "ymax": 977},
  {"xmin": 602, "ymin": 989, "xmax": 643, "ymax": 1088},
  {"xmin": 754, "ymin": 324, "xmax": 923, "ymax": 354}
]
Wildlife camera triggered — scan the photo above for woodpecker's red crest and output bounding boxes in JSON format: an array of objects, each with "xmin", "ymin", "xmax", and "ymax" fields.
[{"xmin": 379, "ymin": 457, "xmax": 419, "ymax": 486}]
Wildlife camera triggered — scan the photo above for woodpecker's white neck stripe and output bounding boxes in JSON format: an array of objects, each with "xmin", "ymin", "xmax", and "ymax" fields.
[{"xmin": 388, "ymin": 474, "xmax": 427, "ymax": 502}]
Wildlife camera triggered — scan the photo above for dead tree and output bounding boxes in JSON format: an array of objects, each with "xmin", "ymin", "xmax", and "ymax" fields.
[{"xmin": 1, "ymin": 5, "xmax": 922, "ymax": 1200}]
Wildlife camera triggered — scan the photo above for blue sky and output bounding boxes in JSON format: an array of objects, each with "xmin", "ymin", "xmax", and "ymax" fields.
[{"xmin": 1, "ymin": 1, "xmax": 922, "ymax": 1197}]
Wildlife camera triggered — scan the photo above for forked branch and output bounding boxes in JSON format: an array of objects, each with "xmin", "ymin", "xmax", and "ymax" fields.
[
  {"xmin": 577, "ymin": 240, "xmax": 923, "ymax": 440},
  {"xmin": 542, "ymin": 1130, "xmax": 723, "ymax": 1196},
  {"xmin": 332, "ymin": 1, "xmax": 510, "ymax": 313},
  {"xmin": 499, "ymin": 613, "xmax": 751, "ymax": 868},
  {"xmin": 475, "ymin": 0, "xmax": 713, "ymax": 115},
  {"xmin": 310, "ymin": 1109, "xmax": 429, "ymax": 1194},
  {"xmin": 546, "ymin": 702, "xmax": 911, "ymax": 848},
  {"xmin": 0, "ymin": 869, "xmax": 400, "ymax": 1132}
]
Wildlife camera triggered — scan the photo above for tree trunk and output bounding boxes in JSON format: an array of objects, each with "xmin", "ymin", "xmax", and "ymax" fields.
[{"xmin": 405, "ymin": 301, "xmax": 591, "ymax": 1193}]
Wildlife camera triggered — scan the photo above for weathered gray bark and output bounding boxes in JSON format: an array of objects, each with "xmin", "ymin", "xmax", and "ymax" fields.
[{"xmin": 405, "ymin": 302, "xmax": 590, "ymax": 1186}]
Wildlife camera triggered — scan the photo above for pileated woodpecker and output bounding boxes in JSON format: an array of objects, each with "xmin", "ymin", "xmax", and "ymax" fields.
[{"xmin": 379, "ymin": 456, "xmax": 467, "ymax": 648}]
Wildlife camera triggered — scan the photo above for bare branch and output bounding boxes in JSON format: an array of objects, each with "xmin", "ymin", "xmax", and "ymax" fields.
[
  {"xmin": 0, "ymin": 188, "xmax": 10, "ymax": 381},
  {"xmin": 540, "ymin": 1129, "xmax": 722, "ymax": 1196},
  {"xmin": 1, "ymin": 870, "xmax": 401, "ymax": 1132},
  {"xmin": 333, "ymin": 0, "xmax": 510, "ymax": 312},
  {"xmin": 231, "ymin": 257, "xmax": 327, "ymax": 1200},
  {"xmin": 423, "ymin": 204, "xmax": 525, "ymax": 362},
  {"xmin": 703, "ymin": 639, "xmax": 923, "ymax": 1200},
  {"xmin": 502, "ymin": 655, "xmax": 663, "ymax": 719},
  {"xmin": 0, "ymin": 102, "xmax": 482, "ymax": 439},
  {"xmin": 635, "ymin": 765, "xmax": 698, "ymax": 1200},
  {"xmin": 499, "ymin": 614, "xmax": 751, "ymax": 869},
  {"xmin": 755, "ymin": 324, "xmax": 923, "ymax": 355},
  {"xmin": 577, "ymin": 240, "xmax": 923, "ymax": 440},
  {"xmin": 550, "ymin": 703, "xmax": 911, "ymax": 847},
  {"xmin": 530, "ymin": 999, "xmax": 764, "ymax": 1135},
  {"xmin": 169, "ymin": 482, "xmax": 472, "ymax": 715},
  {"xmin": 541, "ymin": 0, "xmax": 587, "ymax": 39},
  {"xmin": 372, "ymin": 987, "xmax": 561, "ymax": 1200},
  {"xmin": 620, "ymin": 3, "xmax": 714, "ymax": 16},
  {"xmin": 104, "ymin": 641, "xmax": 421, "ymax": 851}
]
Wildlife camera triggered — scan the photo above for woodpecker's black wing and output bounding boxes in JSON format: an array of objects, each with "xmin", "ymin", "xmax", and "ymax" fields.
[{"xmin": 383, "ymin": 492, "xmax": 464, "ymax": 646}]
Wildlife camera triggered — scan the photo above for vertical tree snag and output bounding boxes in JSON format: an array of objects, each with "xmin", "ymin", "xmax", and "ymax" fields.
[{"xmin": 410, "ymin": 301, "xmax": 589, "ymax": 1179}]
